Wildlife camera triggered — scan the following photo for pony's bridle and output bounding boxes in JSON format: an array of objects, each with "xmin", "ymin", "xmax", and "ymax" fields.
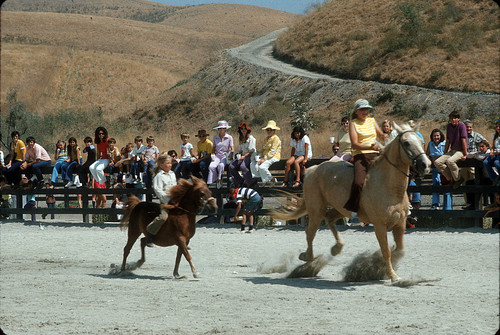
[
  {"xmin": 171, "ymin": 196, "xmax": 215, "ymax": 215},
  {"xmin": 382, "ymin": 130, "xmax": 426, "ymax": 178}
]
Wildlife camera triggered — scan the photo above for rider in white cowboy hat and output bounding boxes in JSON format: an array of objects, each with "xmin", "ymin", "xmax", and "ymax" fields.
[
  {"xmin": 250, "ymin": 120, "xmax": 281, "ymax": 185},
  {"xmin": 209, "ymin": 120, "xmax": 234, "ymax": 188}
]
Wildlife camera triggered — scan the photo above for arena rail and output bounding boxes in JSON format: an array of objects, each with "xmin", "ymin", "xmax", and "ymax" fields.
[{"xmin": 1, "ymin": 158, "xmax": 497, "ymax": 225}]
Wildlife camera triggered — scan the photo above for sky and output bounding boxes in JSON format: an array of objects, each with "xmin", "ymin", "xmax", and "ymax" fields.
[{"xmin": 151, "ymin": 1, "xmax": 320, "ymax": 15}]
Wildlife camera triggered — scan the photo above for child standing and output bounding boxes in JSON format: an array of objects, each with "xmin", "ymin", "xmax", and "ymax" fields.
[
  {"xmin": 143, "ymin": 136, "xmax": 159, "ymax": 187},
  {"xmin": 129, "ymin": 136, "xmax": 146, "ymax": 184},
  {"xmin": 229, "ymin": 186, "xmax": 262, "ymax": 233},
  {"xmin": 42, "ymin": 182, "xmax": 56, "ymax": 220},
  {"xmin": 50, "ymin": 140, "xmax": 68, "ymax": 186},
  {"xmin": 175, "ymin": 133, "xmax": 194, "ymax": 180}
]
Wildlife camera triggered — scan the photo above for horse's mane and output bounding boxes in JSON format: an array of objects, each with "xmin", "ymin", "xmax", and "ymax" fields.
[
  {"xmin": 371, "ymin": 122, "xmax": 412, "ymax": 166},
  {"xmin": 168, "ymin": 179, "xmax": 194, "ymax": 204}
]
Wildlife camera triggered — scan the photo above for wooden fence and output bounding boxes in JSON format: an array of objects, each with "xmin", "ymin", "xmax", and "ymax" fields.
[{"xmin": 1, "ymin": 158, "xmax": 498, "ymax": 226}]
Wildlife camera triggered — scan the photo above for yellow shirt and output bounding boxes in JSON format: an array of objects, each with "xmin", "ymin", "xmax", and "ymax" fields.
[
  {"xmin": 352, "ymin": 117, "xmax": 377, "ymax": 156},
  {"xmin": 262, "ymin": 134, "xmax": 281, "ymax": 160},
  {"xmin": 11, "ymin": 140, "xmax": 26, "ymax": 162},
  {"xmin": 197, "ymin": 139, "xmax": 213, "ymax": 157}
]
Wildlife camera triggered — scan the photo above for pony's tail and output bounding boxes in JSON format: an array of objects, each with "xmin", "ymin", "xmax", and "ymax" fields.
[
  {"xmin": 119, "ymin": 195, "xmax": 141, "ymax": 231},
  {"xmin": 271, "ymin": 191, "xmax": 308, "ymax": 221}
]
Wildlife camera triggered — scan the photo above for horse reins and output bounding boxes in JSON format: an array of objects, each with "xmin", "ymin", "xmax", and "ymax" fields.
[
  {"xmin": 381, "ymin": 130, "xmax": 426, "ymax": 178},
  {"xmin": 171, "ymin": 196, "xmax": 215, "ymax": 215}
]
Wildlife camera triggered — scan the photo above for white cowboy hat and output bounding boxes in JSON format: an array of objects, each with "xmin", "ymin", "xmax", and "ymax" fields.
[
  {"xmin": 262, "ymin": 120, "xmax": 280, "ymax": 130},
  {"xmin": 213, "ymin": 120, "xmax": 231, "ymax": 129}
]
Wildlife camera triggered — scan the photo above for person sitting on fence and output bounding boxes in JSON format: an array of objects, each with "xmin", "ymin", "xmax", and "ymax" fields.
[
  {"xmin": 42, "ymin": 182, "xmax": 56, "ymax": 220},
  {"xmin": 426, "ymin": 128, "xmax": 452, "ymax": 211},
  {"xmin": 483, "ymin": 120, "xmax": 500, "ymax": 186},
  {"xmin": 114, "ymin": 142, "xmax": 133, "ymax": 182},
  {"xmin": 330, "ymin": 117, "xmax": 352, "ymax": 162},
  {"xmin": 146, "ymin": 153, "xmax": 177, "ymax": 247},
  {"xmin": 209, "ymin": 121, "xmax": 234, "ymax": 189},
  {"xmin": 463, "ymin": 140, "xmax": 493, "ymax": 210},
  {"xmin": 75, "ymin": 137, "xmax": 96, "ymax": 188},
  {"xmin": 129, "ymin": 135, "xmax": 146, "ymax": 184},
  {"xmin": 167, "ymin": 150, "xmax": 179, "ymax": 171},
  {"xmin": 21, "ymin": 136, "xmax": 52, "ymax": 189},
  {"xmin": 3, "ymin": 131, "xmax": 27, "ymax": 187},
  {"xmin": 190, "ymin": 129, "xmax": 213, "ymax": 181},
  {"xmin": 228, "ymin": 122, "xmax": 257, "ymax": 188},
  {"xmin": 50, "ymin": 140, "xmax": 68, "ymax": 186},
  {"xmin": 175, "ymin": 133, "xmax": 194, "ymax": 180},
  {"xmin": 229, "ymin": 186, "xmax": 262, "ymax": 233},
  {"xmin": 0, "ymin": 176, "xmax": 11, "ymax": 219},
  {"xmin": 89, "ymin": 127, "xmax": 111, "ymax": 186},
  {"xmin": 461, "ymin": 119, "xmax": 487, "ymax": 182},
  {"xmin": 251, "ymin": 120, "xmax": 281, "ymax": 186},
  {"xmin": 106, "ymin": 138, "xmax": 122, "ymax": 185},
  {"xmin": 62, "ymin": 137, "xmax": 82, "ymax": 188},
  {"xmin": 434, "ymin": 111, "xmax": 468, "ymax": 189},
  {"xmin": 281, "ymin": 125, "xmax": 312, "ymax": 188}
]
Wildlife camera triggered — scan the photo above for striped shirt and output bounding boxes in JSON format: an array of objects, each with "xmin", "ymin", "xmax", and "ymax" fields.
[
  {"xmin": 56, "ymin": 149, "xmax": 68, "ymax": 162},
  {"xmin": 235, "ymin": 187, "xmax": 258, "ymax": 203},
  {"xmin": 352, "ymin": 117, "xmax": 377, "ymax": 156}
]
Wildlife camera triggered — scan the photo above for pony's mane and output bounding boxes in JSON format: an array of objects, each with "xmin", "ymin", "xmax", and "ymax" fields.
[
  {"xmin": 168, "ymin": 179, "xmax": 194, "ymax": 204},
  {"xmin": 371, "ymin": 122, "xmax": 412, "ymax": 166}
]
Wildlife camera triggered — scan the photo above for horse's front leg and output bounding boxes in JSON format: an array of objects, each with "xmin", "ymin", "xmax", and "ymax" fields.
[
  {"xmin": 174, "ymin": 239, "xmax": 199, "ymax": 279},
  {"xmin": 374, "ymin": 225, "xmax": 400, "ymax": 282},
  {"xmin": 173, "ymin": 247, "xmax": 183, "ymax": 279}
]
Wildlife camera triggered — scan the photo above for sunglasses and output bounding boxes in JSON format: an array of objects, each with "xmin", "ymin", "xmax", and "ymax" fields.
[
  {"xmin": 266, "ymin": 129, "xmax": 273, "ymax": 132},
  {"xmin": 98, "ymin": 132, "xmax": 105, "ymax": 135},
  {"xmin": 341, "ymin": 122, "xmax": 349, "ymax": 125}
]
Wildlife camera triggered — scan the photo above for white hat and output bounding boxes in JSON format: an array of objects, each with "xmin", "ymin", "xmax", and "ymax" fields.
[
  {"xmin": 213, "ymin": 120, "xmax": 231, "ymax": 129},
  {"xmin": 354, "ymin": 99, "xmax": 373, "ymax": 110}
]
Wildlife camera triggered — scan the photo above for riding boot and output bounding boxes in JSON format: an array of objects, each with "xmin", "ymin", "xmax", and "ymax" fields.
[{"xmin": 146, "ymin": 232, "xmax": 154, "ymax": 247}]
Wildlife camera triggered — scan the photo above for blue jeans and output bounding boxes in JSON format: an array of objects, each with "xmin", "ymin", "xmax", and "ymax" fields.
[
  {"xmin": 190, "ymin": 157, "xmax": 211, "ymax": 181},
  {"xmin": 175, "ymin": 160, "xmax": 192, "ymax": 179},
  {"xmin": 142, "ymin": 160, "xmax": 155, "ymax": 187},
  {"xmin": 26, "ymin": 160, "xmax": 52, "ymax": 182},
  {"xmin": 51, "ymin": 160, "xmax": 68, "ymax": 183},
  {"xmin": 3, "ymin": 160, "xmax": 23, "ymax": 185},
  {"xmin": 431, "ymin": 168, "xmax": 453, "ymax": 209},
  {"xmin": 483, "ymin": 155, "xmax": 500, "ymax": 183},
  {"xmin": 64, "ymin": 161, "xmax": 78, "ymax": 182}
]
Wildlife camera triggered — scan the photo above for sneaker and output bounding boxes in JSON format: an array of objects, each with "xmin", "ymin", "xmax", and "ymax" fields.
[
  {"xmin": 38, "ymin": 224, "xmax": 44, "ymax": 231},
  {"xmin": 65, "ymin": 181, "xmax": 74, "ymax": 188},
  {"xmin": 246, "ymin": 227, "xmax": 254, "ymax": 233},
  {"xmin": 240, "ymin": 224, "xmax": 245, "ymax": 232},
  {"xmin": 216, "ymin": 180, "xmax": 223, "ymax": 189},
  {"xmin": 431, "ymin": 204, "xmax": 440, "ymax": 210}
]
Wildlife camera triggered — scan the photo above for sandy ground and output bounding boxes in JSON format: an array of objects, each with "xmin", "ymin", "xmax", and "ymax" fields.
[{"xmin": 0, "ymin": 219, "xmax": 498, "ymax": 335}]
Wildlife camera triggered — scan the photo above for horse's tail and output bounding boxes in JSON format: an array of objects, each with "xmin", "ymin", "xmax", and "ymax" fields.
[
  {"xmin": 270, "ymin": 191, "xmax": 308, "ymax": 221},
  {"xmin": 119, "ymin": 195, "xmax": 141, "ymax": 231}
]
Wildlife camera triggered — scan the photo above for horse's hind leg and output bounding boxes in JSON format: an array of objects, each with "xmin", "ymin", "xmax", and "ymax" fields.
[
  {"xmin": 299, "ymin": 208, "xmax": 325, "ymax": 262},
  {"xmin": 121, "ymin": 231, "xmax": 141, "ymax": 271},
  {"xmin": 325, "ymin": 208, "xmax": 345, "ymax": 256}
]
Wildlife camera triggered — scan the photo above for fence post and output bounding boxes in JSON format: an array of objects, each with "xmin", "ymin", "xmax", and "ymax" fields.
[{"xmin": 82, "ymin": 190, "xmax": 89, "ymax": 223}]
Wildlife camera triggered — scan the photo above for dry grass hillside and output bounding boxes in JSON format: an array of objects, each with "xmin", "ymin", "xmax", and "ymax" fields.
[
  {"xmin": 1, "ymin": 4, "xmax": 296, "ymax": 117},
  {"xmin": 274, "ymin": 0, "xmax": 499, "ymax": 93}
]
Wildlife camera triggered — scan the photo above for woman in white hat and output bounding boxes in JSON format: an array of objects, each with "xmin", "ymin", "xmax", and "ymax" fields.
[
  {"xmin": 251, "ymin": 120, "xmax": 281, "ymax": 185},
  {"xmin": 208, "ymin": 120, "xmax": 234, "ymax": 188},
  {"xmin": 343, "ymin": 99, "xmax": 384, "ymax": 214}
]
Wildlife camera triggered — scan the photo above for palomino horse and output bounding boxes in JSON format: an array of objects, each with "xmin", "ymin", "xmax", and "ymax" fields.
[
  {"xmin": 119, "ymin": 177, "xmax": 217, "ymax": 278},
  {"xmin": 273, "ymin": 122, "xmax": 431, "ymax": 282}
]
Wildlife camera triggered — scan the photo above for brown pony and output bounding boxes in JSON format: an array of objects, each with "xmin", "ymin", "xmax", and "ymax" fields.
[
  {"xmin": 273, "ymin": 123, "xmax": 431, "ymax": 282},
  {"xmin": 119, "ymin": 177, "xmax": 217, "ymax": 278}
]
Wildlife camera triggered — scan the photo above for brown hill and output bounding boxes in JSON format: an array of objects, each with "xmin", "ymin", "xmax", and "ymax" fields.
[
  {"xmin": 1, "ymin": 3, "xmax": 297, "ymax": 117},
  {"xmin": 274, "ymin": 0, "xmax": 499, "ymax": 93}
]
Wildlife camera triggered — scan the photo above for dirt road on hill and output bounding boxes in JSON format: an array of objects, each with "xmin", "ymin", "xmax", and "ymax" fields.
[{"xmin": 0, "ymin": 220, "xmax": 498, "ymax": 334}]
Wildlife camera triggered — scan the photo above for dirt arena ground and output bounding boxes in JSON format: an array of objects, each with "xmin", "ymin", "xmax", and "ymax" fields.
[{"xmin": 0, "ymin": 219, "xmax": 498, "ymax": 335}]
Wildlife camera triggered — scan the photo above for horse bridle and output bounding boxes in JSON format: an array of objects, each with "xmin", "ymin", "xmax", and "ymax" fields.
[
  {"xmin": 382, "ymin": 130, "xmax": 426, "ymax": 178},
  {"xmin": 171, "ymin": 196, "xmax": 215, "ymax": 215}
]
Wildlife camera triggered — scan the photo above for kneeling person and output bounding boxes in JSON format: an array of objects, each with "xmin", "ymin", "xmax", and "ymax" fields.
[
  {"xmin": 229, "ymin": 187, "xmax": 262, "ymax": 233},
  {"xmin": 146, "ymin": 153, "xmax": 177, "ymax": 247}
]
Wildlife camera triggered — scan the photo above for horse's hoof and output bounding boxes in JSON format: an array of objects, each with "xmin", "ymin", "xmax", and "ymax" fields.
[
  {"xmin": 298, "ymin": 252, "xmax": 308, "ymax": 261},
  {"xmin": 330, "ymin": 244, "xmax": 343, "ymax": 256},
  {"xmin": 174, "ymin": 274, "xmax": 187, "ymax": 280},
  {"xmin": 193, "ymin": 272, "xmax": 200, "ymax": 278},
  {"xmin": 391, "ymin": 276, "xmax": 402, "ymax": 283}
]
